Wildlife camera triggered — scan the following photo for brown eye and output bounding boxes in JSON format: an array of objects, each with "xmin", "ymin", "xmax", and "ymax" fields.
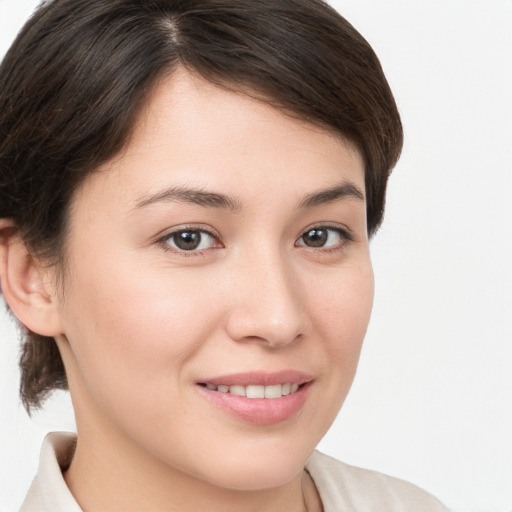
[
  {"xmin": 296, "ymin": 227, "xmax": 348, "ymax": 249},
  {"xmin": 165, "ymin": 230, "xmax": 217, "ymax": 252},
  {"xmin": 301, "ymin": 228, "xmax": 328, "ymax": 247}
]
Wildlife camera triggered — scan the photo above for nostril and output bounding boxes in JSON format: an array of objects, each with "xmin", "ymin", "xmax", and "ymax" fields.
[{"xmin": 265, "ymin": 332, "xmax": 303, "ymax": 349}]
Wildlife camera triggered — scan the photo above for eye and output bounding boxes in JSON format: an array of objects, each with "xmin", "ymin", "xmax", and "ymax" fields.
[
  {"xmin": 160, "ymin": 228, "xmax": 219, "ymax": 253},
  {"xmin": 296, "ymin": 226, "xmax": 351, "ymax": 249}
]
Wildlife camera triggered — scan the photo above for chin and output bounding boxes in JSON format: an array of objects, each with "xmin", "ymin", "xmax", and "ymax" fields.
[
  {"xmin": 191, "ymin": 439, "xmax": 315, "ymax": 491},
  {"xmin": 208, "ymin": 460, "xmax": 306, "ymax": 491}
]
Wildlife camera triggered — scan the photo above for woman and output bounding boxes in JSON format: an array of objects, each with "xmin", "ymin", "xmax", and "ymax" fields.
[{"xmin": 0, "ymin": 0, "xmax": 449, "ymax": 510}]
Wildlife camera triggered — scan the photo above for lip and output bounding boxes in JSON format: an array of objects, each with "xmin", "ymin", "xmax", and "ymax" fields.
[
  {"xmin": 197, "ymin": 370, "xmax": 313, "ymax": 387},
  {"xmin": 196, "ymin": 370, "xmax": 313, "ymax": 426}
]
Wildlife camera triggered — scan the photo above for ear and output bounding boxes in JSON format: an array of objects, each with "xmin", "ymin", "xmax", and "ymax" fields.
[{"xmin": 0, "ymin": 219, "xmax": 63, "ymax": 337}]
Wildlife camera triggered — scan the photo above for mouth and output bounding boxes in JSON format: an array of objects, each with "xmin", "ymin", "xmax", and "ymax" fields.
[
  {"xmin": 198, "ymin": 382, "xmax": 302, "ymax": 398},
  {"xmin": 196, "ymin": 371, "xmax": 313, "ymax": 425}
]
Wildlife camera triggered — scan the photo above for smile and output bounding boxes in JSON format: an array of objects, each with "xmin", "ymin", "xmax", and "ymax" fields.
[
  {"xmin": 199, "ymin": 383, "xmax": 301, "ymax": 398},
  {"xmin": 196, "ymin": 371, "xmax": 313, "ymax": 425}
]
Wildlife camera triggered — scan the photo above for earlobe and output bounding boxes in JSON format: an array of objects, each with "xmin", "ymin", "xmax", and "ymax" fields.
[{"xmin": 0, "ymin": 219, "xmax": 63, "ymax": 337}]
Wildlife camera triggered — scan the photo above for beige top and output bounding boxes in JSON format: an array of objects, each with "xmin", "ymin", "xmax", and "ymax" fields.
[{"xmin": 20, "ymin": 432, "xmax": 449, "ymax": 511}]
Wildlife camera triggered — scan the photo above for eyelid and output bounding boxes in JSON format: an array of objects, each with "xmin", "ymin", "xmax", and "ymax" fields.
[
  {"xmin": 155, "ymin": 224, "xmax": 223, "ymax": 255},
  {"xmin": 295, "ymin": 223, "xmax": 354, "ymax": 249},
  {"xmin": 300, "ymin": 222, "xmax": 353, "ymax": 239}
]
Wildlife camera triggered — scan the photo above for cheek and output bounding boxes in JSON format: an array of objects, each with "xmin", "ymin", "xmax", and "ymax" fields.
[
  {"xmin": 313, "ymin": 261, "xmax": 374, "ymax": 399},
  {"xmin": 59, "ymin": 252, "xmax": 221, "ymax": 415},
  {"xmin": 318, "ymin": 260, "xmax": 374, "ymax": 350}
]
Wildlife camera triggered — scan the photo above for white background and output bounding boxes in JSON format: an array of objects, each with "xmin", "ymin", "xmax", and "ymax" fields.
[{"xmin": 1, "ymin": 1, "xmax": 511, "ymax": 511}]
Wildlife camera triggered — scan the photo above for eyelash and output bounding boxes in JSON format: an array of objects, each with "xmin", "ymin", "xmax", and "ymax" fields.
[
  {"xmin": 295, "ymin": 224, "xmax": 354, "ymax": 253},
  {"xmin": 156, "ymin": 225, "xmax": 222, "ymax": 257},
  {"xmin": 156, "ymin": 223, "xmax": 353, "ymax": 256}
]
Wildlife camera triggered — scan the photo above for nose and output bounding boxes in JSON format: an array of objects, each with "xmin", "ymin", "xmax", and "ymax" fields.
[{"xmin": 225, "ymin": 250, "xmax": 307, "ymax": 348}]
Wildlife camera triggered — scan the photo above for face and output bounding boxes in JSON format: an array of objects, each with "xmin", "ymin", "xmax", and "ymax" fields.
[{"xmin": 54, "ymin": 69, "xmax": 373, "ymax": 491}]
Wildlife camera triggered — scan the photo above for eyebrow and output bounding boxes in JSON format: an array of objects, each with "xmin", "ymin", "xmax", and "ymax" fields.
[
  {"xmin": 134, "ymin": 180, "xmax": 364, "ymax": 212},
  {"xmin": 297, "ymin": 181, "xmax": 365, "ymax": 208},
  {"xmin": 135, "ymin": 186, "xmax": 242, "ymax": 212}
]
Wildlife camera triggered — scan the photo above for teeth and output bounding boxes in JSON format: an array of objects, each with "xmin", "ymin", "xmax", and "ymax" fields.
[
  {"xmin": 246, "ymin": 385, "xmax": 265, "ymax": 398},
  {"xmin": 229, "ymin": 385, "xmax": 246, "ymax": 397},
  {"xmin": 264, "ymin": 384, "xmax": 282, "ymax": 398},
  {"xmin": 204, "ymin": 383, "xmax": 302, "ymax": 398}
]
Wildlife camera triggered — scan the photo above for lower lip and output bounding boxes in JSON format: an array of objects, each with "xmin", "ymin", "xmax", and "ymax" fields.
[{"xmin": 197, "ymin": 383, "xmax": 312, "ymax": 426}]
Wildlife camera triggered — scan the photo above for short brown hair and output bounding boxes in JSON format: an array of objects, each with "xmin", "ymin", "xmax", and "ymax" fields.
[{"xmin": 0, "ymin": 0, "xmax": 402, "ymax": 411}]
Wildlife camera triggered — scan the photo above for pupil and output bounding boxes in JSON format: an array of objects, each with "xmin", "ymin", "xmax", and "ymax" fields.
[
  {"xmin": 304, "ymin": 228, "xmax": 327, "ymax": 247},
  {"xmin": 174, "ymin": 231, "xmax": 201, "ymax": 250}
]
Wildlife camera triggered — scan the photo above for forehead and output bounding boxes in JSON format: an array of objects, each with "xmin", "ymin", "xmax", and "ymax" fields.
[{"xmin": 76, "ymin": 68, "xmax": 365, "ymax": 211}]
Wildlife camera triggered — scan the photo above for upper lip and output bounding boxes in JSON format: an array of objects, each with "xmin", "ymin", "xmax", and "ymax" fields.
[{"xmin": 197, "ymin": 370, "xmax": 313, "ymax": 387}]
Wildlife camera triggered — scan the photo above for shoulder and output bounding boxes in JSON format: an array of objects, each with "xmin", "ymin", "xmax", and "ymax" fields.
[{"xmin": 305, "ymin": 450, "xmax": 450, "ymax": 512}]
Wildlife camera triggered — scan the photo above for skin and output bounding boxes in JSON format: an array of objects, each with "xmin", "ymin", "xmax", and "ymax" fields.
[{"xmin": 0, "ymin": 68, "xmax": 374, "ymax": 512}]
